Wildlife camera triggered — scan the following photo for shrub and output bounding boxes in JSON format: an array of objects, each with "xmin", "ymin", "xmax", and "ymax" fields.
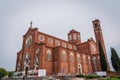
[
  {"xmin": 76, "ymin": 74, "xmax": 101, "ymax": 79},
  {"xmin": 76, "ymin": 74, "xmax": 84, "ymax": 78},
  {"xmin": 84, "ymin": 74, "xmax": 100, "ymax": 79},
  {"xmin": 111, "ymin": 76, "xmax": 120, "ymax": 79}
]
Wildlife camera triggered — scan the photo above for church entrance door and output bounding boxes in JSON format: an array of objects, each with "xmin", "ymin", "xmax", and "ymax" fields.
[
  {"xmin": 25, "ymin": 66, "xmax": 28, "ymax": 78},
  {"xmin": 78, "ymin": 64, "xmax": 82, "ymax": 74}
]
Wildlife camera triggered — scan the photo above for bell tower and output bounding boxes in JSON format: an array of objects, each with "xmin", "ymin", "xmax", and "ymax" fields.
[
  {"xmin": 68, "ymin": 29, "xmax": 81, "ymax": 44},
  {"xmin": 92, "ymin": 19, "xmax": 110, "ymax": 70}
]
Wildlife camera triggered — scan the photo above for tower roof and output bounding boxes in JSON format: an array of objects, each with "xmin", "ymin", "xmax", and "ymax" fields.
[
  {"xmin": 92, "ymin": 19, "xmax": 100, "ymax": 23},
  {"xmin": 69, "ymin": 29, "xmax": 80, "ymax": 33}
]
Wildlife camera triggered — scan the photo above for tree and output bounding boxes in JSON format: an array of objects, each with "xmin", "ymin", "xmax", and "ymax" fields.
[
  {"xmin": 8, "ymin": 71, "xmax": 15, "ymax": 78},
  {"xmin": 111, "ymin": 47, "xmax": 120, "ymax": 72},
  {"xmin": 0, "ymin": 68, "xmax": 8, "ymax": 77},
  {"xmin": 98, "ymin": 42, "xmax": 107, "ymax": 71}
]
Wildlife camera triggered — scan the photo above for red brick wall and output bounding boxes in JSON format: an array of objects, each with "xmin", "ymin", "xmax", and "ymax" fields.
[
  {"xmin": 69, "ymin": 63, "xmax": 75, "ymax": 74},
  {"xmin": 78, "ymin": 42, "xmax": 89, "ymax": 54},
  {"xmin": 16, "ymin": 27, "xmax": 104, "ymax": 76}
]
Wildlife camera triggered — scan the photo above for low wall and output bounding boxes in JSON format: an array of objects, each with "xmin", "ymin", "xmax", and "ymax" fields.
[
  {"xmin": 107, "ymin": 71, "xmax": 120, "ymax": 77},
  {"xmin": 4, "ymin": 75, "xmax": 76, "ymax": 80}
]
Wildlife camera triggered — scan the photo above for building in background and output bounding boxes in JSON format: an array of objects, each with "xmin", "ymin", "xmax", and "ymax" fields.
[{"xmin": 15, "ymin": 19, "xmax": 109, "ymax": 76}]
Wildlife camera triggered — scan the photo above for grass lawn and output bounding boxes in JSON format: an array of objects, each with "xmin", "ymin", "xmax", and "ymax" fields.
[{"xmin": 99, "ymin": 77, "xmax": 120, "ymax": 80}]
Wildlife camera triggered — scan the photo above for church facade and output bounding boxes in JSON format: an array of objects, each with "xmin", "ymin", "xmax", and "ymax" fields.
[{"xmin": 15, "ymin": 19, "xmax": 109, "ymax": 75}]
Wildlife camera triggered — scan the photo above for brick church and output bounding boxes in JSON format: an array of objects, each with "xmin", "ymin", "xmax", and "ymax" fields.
[{"xmin": 15, "ymin": 19, "xmax": 109, "ymax": 75}]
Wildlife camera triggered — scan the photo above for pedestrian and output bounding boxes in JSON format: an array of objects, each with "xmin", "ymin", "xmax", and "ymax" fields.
[{"xmin": 23, "ymin": 76, "xmax": 25, "ymax": 80}]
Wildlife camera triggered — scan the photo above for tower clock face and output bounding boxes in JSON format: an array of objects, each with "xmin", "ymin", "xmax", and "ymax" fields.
[{"xmin": 25, "ymin": 35, "xmax": 33, "ymax": 48}]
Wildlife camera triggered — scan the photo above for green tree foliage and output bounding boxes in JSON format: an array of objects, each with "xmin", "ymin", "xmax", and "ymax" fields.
[
  {"xmin": 111, "ymin": 47, "xmax": 120, "ymax": 72},
  {"xmin": 0, "ymin": 68, "xmax": 8, "ymax": 77},
  {"xmin": 98, "ymin": 42, "xmax": 107, "ymax": 71},
  {"xmin": 8, "ymin": 71, "xmax": 15, "ymax": 77}
]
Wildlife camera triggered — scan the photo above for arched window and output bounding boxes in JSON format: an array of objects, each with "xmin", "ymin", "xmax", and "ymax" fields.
[
  {"xmin": 92, "ymin": 56, "xmax": 97, "ymax": 71},
  {"xmin": 92, "ymin": 56, "xmax": 96, "ymax": 61},
  {"xmin": 62, "ymin": 50, "xmax": 66, "ymax": 61},
  {"xmin": 83, "ymin": 55, "xmax": 86, "ymax": 63},
  {"xmin": 34, "ymin": 57, "xmax": 39, "ymax": 69},
  {"xmin": 73, "ymin": 34, "xmax": 77, "ymax": 40},
  {"xmin": 17, "ymin": 63, "xmax": 20, "ymax": 71},
  {"xmin": 25, "ymin": 35, "xmax": 33, "ymax": 48},
  {"xmin": 88, "ymin": 55, "xmax": 91, "ymax": 64},
  {"xmin": 24, "ymin": 52, "xmax": 30, "ymax": 65},
  {"xmin": 77, "ymin": 54, "xmax": 80, "ymax": 63},
  {"xmin": 23, "ymin": 52, "xmax": 30, "ymax": 70},
  {"xmin": 70, "ymin": 52, "xmax": 74, "ymax": 62},
  {"xmin": 47, "ymin": 50, "xmax": 51, "ymax": 61}
]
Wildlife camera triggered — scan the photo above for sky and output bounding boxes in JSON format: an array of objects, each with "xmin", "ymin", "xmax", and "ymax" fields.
[{"xmin": 0, "ymin": 0, "xmax": 120, "ymax": 71}]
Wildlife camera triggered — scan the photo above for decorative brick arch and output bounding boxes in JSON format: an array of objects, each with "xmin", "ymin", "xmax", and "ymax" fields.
[
  {"xmin": 70, "ymin": 52, "xmax": 74, "ymax": 62},
  {"xmin": 92, "ymin": 56, "xmax": 97, "ymax": 71},
  {"xmin": 46, "ymin": 49, "xmax": 51, "ymax": 61},
  {"xmin": 62, "ymin": 50, "xmax": 67, "ymax": 61},
  {"xmin": 77, "ymin": 53, "xmax": 80, "ymax": 63}
]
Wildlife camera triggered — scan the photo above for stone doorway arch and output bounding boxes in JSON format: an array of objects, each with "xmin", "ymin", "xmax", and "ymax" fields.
[{"xmin": 78, "ymin": 64, "xmax": 82, "ymax": 74}]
